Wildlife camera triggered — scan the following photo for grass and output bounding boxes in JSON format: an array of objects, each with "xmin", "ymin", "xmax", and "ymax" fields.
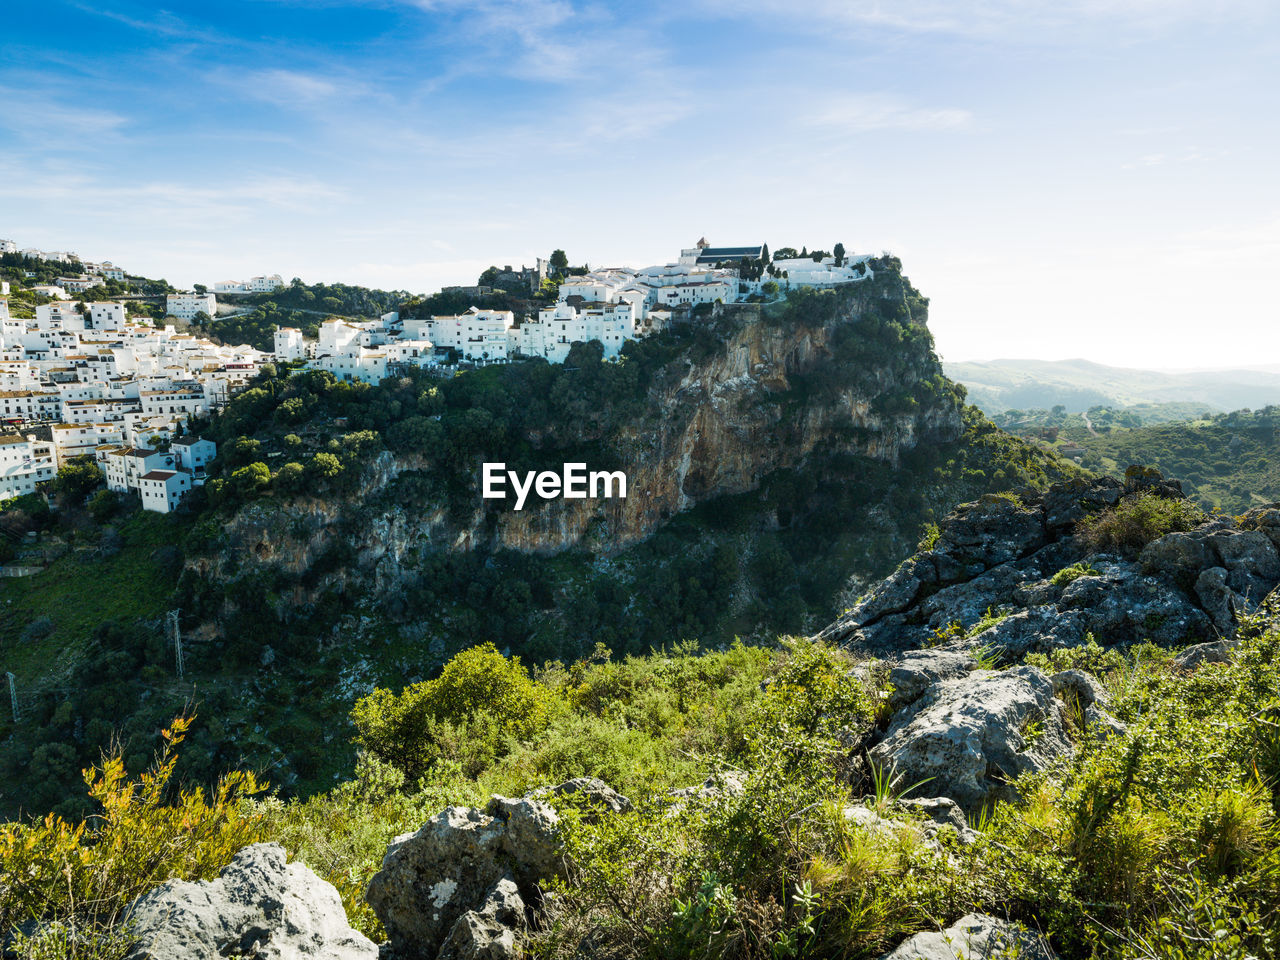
[{"xmin": 0, "ymin": 512, "xmax": 180, "ymax": 683}]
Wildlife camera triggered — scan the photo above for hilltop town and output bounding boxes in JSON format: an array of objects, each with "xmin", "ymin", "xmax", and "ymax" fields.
[{"xmin": 0, "ymin": 238, "xmax": 872, "ymax": 513}]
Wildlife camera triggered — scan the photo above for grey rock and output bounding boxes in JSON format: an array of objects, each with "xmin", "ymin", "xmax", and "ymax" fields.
[
  {"xmin": 367, "ymin": 806, "xmax": 508, "ymax": 960},
  {"xmin": 1240, "ymin": 505, "xmax": 1280, "ymax": 551},
  {"xmin": 1172, "ymin": 639, "xmax": 1236, "ymax": 669},
  {"xmin": 870, "ymin": 666, "xmax": 1072, "ymax": 813},
  {"xmin": 878, "ymin": 913, "xmax": 1056, "ymax": 960},
  {"xmin": 935, "ymin": 496, "xmax": 1046, "ymax": 569},
  {"xmin": 1195, "ymin": 567, "xmax": 1238, "ymax": 635},
  {"xmin": 1084, "ymin": 704, "xmax": 1128, "ymax": 742},
  {"xmin": 966, "ymin": 607, "xmax": 1088, "ymax": 659},
  {"xmin": 529, "ymin": 777, "xmax": 632, "ymax": 814},
  {"xmin": 1051, "ymin": 669, "xmax": 1109, "ymax": 709},
  {"xmin": 436, "ymin": 878, "xmax": 524, "ymax": 960},
  {"xmin": 669, "ymin": 770, "xmax": 746, "ymax": 801},
  {"xmin": 886, "ymin": 649, "xmax": 976, "ymax": 711},
  {"xmin": 1140, "ymin": 532, "xmax": 1212, "ymax": 580},
  {"xmin": 124, "ymin": 842, "xmax": 376, "ymax": 960},
  {"xmin": 896, "ymin": 796, "xmax": 979, "ymax": 845},
  {"xmin": 1208, "ymin": 530, "xmax": 1280, "ymax": 598},
  {"xmin": 1043, "ymin": 477, "xmax": 1123, "ymax": 530},
  {"xmin": 483, "ymin": 796, "xmax": 563, "ymax": 888}
]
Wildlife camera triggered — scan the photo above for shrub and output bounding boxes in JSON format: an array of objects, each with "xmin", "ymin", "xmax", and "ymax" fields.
[
  {"xmin": 1050, "ymin": 561, "xmax": 1099, "ymax": 587},
  {"xmin": 0, "ymin": 717, "xmax": 265, "ymax": 936},
  {"xmin": 352, "ymin": 643, "xmax": 558, "ymax": 782},
  {"xmin": 1076, "ymin": 492, "xmax": 1206, "ymax": 554}
]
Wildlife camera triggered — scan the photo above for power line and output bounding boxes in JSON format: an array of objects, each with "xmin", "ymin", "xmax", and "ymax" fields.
[
  {"xmin": 167, "ymin": 610, "xmax": 184, "ymax": 679},
  {"xmin": 6, "ymin": 672, "xmax": 17, "ymax": 723}
]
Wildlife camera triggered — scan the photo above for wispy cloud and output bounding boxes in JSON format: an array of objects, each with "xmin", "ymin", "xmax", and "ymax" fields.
[
  {"xmin": 691, "ymin": 0, "xmax": 1272, "ymax": 39},
  {"xmin": 805, "ymin": 95, "xmax": 972, "ymax": 133},
  {"xmin": 0, "ymin": 89, "xmax": 130, "ymax": 140}
]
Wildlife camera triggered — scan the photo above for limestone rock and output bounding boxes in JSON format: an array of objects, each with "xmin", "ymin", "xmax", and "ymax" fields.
[
  {"xmin": 1172, "ymin": 639, "xmax": 1236, "ymax": 669},
  {"xmin": 528, "ymin": 776, "xmax": 632, "ymax": 814},
  {"xmin": 1050, "ymin": 669, "xmax": 1109, "ymax": 709},
  {"xmin": 886, "ymin": 649, "xmax": 976, "ymax": 710},
  {"xmin": 870, "ymin": 666, "xmax": 1072, "ymax": 813},
  {"xmin": 366, "ymin": 806, "xmax": 508, "ymax": 960},
  {"xmin": 878, "ymin": 913, "xmax": 1056, "ymax": 960},
  {"xmin": 124, "ymin": 843, "xmax": 376, "ymax": 960}
]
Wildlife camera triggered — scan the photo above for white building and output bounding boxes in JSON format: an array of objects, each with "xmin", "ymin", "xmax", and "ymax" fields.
[
  {"xmin": 138, "ymin": 469, "xmax": 193, "ymax": 513},
  {"xmin": 100, "ymin": 446, "xmax": 175, "ymax": 494},
  {"xmin": 56, "ymin": 276, "xmax": 104, "ymax": 294},
  {"xmin": 0, "ymin": 239, "xmax": 17, "ymax": 255},
  {"xmin": 166, "ymin": 292, "xmax": 217, "ymax": 321},
  {"xmin": 51, "ymin": 422, "xmax": 124, "ymax": 466},
  {"xmin": 212, "ymin": 275, "xmax": 284, "ymax": 294},
  {"xmin": 0, "ymin": 433, "xmax": 55, "ymax": 501},
  {"xmin": 172, "ymin": 435, "xmax": 216, "ymax": 478},
  {"xmin": 33, "ymin": 285, "xmax": 71, "ymax": 300},
  {"xmin": 407, "ymin": 308, "xmax": 513, "ymax": 362},
  {"xmin": 274, "ymin": 327, "xmax": 306, "ymax": 361}
]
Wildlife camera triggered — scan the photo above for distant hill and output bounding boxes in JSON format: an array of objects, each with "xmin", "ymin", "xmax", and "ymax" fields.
[{"xmin": 946, "ymin": 358, "xmax": 1280, "ymax": 414}]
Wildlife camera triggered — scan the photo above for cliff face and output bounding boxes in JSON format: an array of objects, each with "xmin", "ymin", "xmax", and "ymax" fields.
[{"xmin": 191, "ymin": 274, "xmax": 963, "ymax": 612}]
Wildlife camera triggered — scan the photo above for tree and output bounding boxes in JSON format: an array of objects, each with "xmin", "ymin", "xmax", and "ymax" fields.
[
  {"xmin": 52, "ymin": 456, "xmax": 103, "ymax": 503},
  {"xmin": 549, "ymin": 250, "xmax": 569, "ymax": 276},
  {"xmin": 273, "ymin": 462, "xmax": 305, "ymax": 494},
  {"xmin": 833, "ymin": 242, "xmax": 845, "ymax": 267},
  {"xmin": 761, "ymin": 243, "xmax": 770, "ymax": 265},
  {"xmin": 307, "ymin": 452, "xmax": 343, "ymax": 481},
  {"xmin": 193, "ymin": 284, "xmax": 208, "ymax": 295},
  {"xmin": 231, "ymin": 462, "xmax": 270, "ymax": 496}
]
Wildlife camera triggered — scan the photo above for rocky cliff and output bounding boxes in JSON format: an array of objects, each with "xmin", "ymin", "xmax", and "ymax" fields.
[
  {"xmin": 184, "ymin": 264, "xmax": 972, "ymax": 627},
  {"xmin": 817, "ymin": 473, "xmax": 1280, "ymax": 658}
]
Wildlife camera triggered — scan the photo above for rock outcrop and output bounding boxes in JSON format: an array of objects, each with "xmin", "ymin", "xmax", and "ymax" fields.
[
  {"xmin": 367, "ymin": 779, "xmax": 629, "ymax": 960},
  {"xmin": 879, "ymin": 913, "xmax": 1057, "ymax": 959},
  {"xmin": 123, "ymin": 843, "xmax": 376, "ymax": 960},
  {"xmin": 870, "ymin": 665, "xmax": 1073, "ymax": 813},
  {"xmin": 818, "ymin": 478, "xmax": 1280, "ymax": 657}
]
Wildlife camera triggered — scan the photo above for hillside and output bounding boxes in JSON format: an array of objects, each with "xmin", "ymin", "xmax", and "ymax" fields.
[
  {"xmin": 996, "ymin": 407, "xmax": 1280, "ymax": 514},
  {"xmin": 7, "ymin": 474, "xmax": 1280, "ymax": 959},
  {"xmin": 0, "ymin": 261, "xmax": 1080, "ymax": 819},
  {"xmin": 947, "ymin": 357, "xmax": 1280, "ymax": 414}
]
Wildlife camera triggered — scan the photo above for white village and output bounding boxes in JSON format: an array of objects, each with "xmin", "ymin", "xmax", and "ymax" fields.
[{"xmin": 0, "ymin": 238, "xmax": 874, "ymax": 512}]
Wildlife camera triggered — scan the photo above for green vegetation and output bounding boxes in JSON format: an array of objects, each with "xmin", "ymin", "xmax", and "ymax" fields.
[
  {"xmin": 1064, "ymin": 408, "xmax": 1280, "ymax": 513},
  {"xmin": 1, "ymin": 716, "xmax": 264, "ymax": 955},
  {"xmin": 1076, "ymin": 490, "xmax": 1208, "ymax": 554},
  {"xmin": 0, "ymin": 267, "xmax": 1078, "ymax": 825},
  {"xmin": 11, "ymin": 617, "xmax": 1280, "ymax": 958}
]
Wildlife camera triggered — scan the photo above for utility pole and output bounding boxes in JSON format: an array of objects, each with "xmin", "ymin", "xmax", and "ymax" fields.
[
  {"xmin": 6, "ymin": 672, "xmax": 17, "ymax": 723},
  {"xmin": 167, "ymin": 610, "xmax": 184, "ymax": 679}
]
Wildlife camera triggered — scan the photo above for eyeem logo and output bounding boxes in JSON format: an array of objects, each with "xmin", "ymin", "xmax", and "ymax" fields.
[{"xmin": 482, "ymin": 462, "xmax": 627, "ymax": 511}]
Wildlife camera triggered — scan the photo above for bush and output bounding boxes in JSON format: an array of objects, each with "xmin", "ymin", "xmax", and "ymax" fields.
[
  {"xmin": 1076, "ymin": 492, "xmax": 1206, "ymax": 554},
  {"xmin": 0, "ymin": 717, "xmax": 265, "ymax": 936},
  {"xmin": 351, "ymin": 643, "xmax": 558, "ymax": 782}
]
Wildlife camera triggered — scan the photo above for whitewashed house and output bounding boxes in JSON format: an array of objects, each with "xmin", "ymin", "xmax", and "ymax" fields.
[
  {"xmin": 0, "ymin": 434, "xmax": 55, "ymax": 501},
  {"xmin": 165, "ymin": 292, "xmax": 217, "ymax": 321}
]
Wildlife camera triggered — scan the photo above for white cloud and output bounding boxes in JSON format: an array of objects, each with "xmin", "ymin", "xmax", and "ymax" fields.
[
  {"xmin": 691, "ymin": 0, "xmax": 1271, "ymax": 39},
  {"xmin": 805, "ymin": 95, "xmax": 972, "ymax": 133}
]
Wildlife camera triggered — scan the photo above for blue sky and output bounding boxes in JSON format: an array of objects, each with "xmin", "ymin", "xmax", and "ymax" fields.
[{"xmin": 2, "ymin": 0, "xmax": 1277, "ymax": 367}]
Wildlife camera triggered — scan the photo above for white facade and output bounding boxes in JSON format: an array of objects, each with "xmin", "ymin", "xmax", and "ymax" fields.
[
  {"xmin": 274, "ymin": 327, "xmax": 306, "ymax": 361},
  {"xmin": 212, "ymin": 275, "xmax": 283, "ymax": 294},
  {"xmin": 138, "ymin": 469, "xmax": 192, "ymax": 513},
  {"xmin": 172, "ymin": 436, "xmax": 216, "ymax": 478},
  {"xmin": 0, "ymin": 434, "xmax": 55, "ymax": 501},
  {"xmin": 56, "ymin": 276, "xmax": 104, "ymax": 293},
  {"xmin": 0, "ymin": 239, "xmax": 17, "ymax": 255},
  {"xmin": 51, "ymin": 422, "xmax": 124, "ymax": 466},
  {"xmin": 166, "ymin": 292, "xmax": 217, "ymax": 321},
  {"xmin": 411, "ymin": 308, "xmax": 513, "ymax": 362}
]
